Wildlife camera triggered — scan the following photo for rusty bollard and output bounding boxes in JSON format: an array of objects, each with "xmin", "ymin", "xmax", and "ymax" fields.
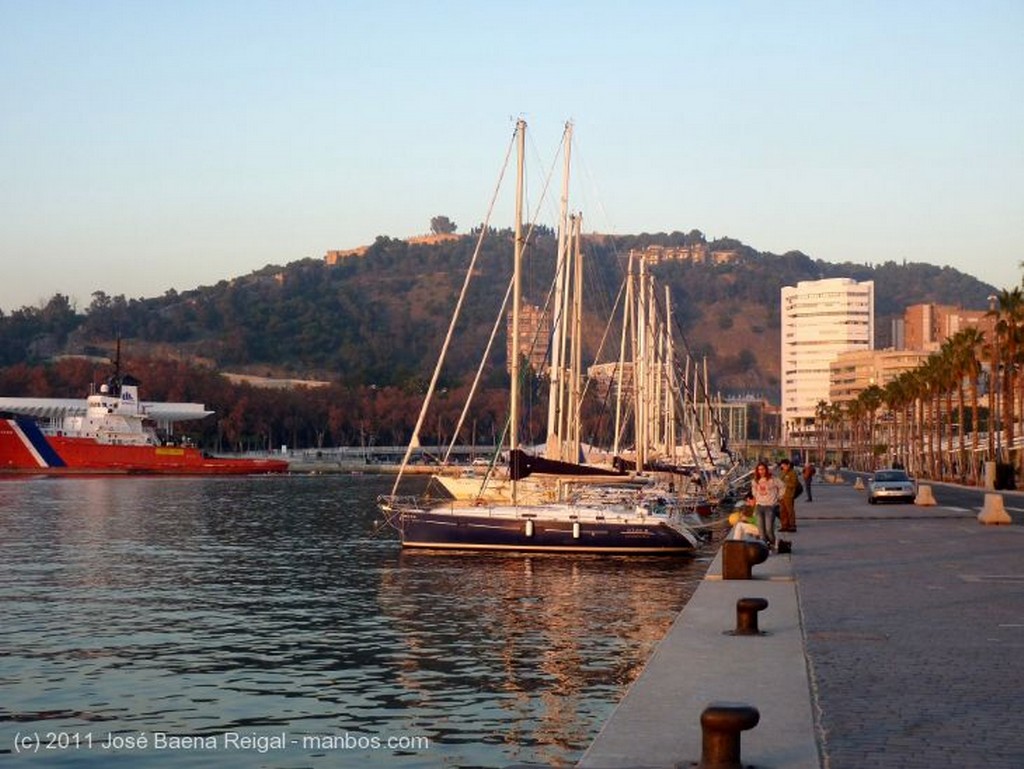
[
  {"xmin": 721, "ymin": 539, "xmax": 769, "ymax": 580},
  {"xmin": 697, "ymin": 702, "xmax": 760, "ymax": 769},
  {"xmin": 730, "ymin": 597, "xmax": 769, "ymax": 636}
]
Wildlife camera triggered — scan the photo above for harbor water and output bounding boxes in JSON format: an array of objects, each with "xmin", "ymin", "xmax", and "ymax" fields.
[{"xmin": 0, "ymin": 474, "xmax": 716, "ymax": 768}]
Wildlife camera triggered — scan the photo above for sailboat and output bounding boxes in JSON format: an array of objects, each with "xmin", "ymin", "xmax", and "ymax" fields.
[
  {"xmin": 603, "ymin": 251, "xmax": 742, "ymax": 512},
  {"xmin": 377, "ymin": 120, "xmax": 702, "ymax": 554}
]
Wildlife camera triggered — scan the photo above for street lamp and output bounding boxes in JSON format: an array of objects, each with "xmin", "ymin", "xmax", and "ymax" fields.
[{"xmin": 987, "ymin": 295, "xmax": 1005, "ymax": 461}]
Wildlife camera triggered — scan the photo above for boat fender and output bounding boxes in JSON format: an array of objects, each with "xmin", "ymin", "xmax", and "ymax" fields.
[
  {"xmin": 572, "ymin": 521, "xmax": 580, "ymax": 539},
  {"xmin": 525, "ymin": 519, "xmax": 534, "ymax": 537}
]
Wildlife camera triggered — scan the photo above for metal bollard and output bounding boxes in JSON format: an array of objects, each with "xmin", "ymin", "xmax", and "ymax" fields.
[
  {"xmin": 730, "ymin": 597, "xmax": 769, "ymax": 636},
  {"xmin": 697, "ymin": 702, "xmax": 760, "ymax": 769},
  {"xmin": 721, "ymin": 539, "xmax": 769, "ymax": 580}
]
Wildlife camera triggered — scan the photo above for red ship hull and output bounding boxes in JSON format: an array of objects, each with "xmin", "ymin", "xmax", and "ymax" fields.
[{"xmin": 0, "ymin": 418, "xmax": 288, "ymax": 475}]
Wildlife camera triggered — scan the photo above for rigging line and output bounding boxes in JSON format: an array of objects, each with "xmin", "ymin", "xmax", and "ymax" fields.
[
  {"xmin": 562, "ymin": 130, "xmax": 636, "ymax": 357},
  {"xmin": 519, "ymin": 125, "xmax": 565, "ymax": 309},
  {"xmin": 442, "ymin": 272, "xmax": 513, "ymax": 469},
  {"xmin": 639, "ymin": 278, "xmax": 718, "ymax": 466},
  {"xmin": 579, "ymin": 268, "xmax": 628, "ymax": 404},
  {"xmin": 568, "ymin": 132, "xmax": 619, "ymax": 240},
  {"xmin": 655, "ymin": 290, "xmax": 729, "ymax": 463},
  {"xmin": 512, "ymin": 127, "xmax": 572, "ymax": 442},
  {"xmin": 577, "ymin": 238, "xmax": 616, "ymax": 338},
  {"xmin": 435, "ymin": 126, "xmax": 564, "ymax": 482},
  {"xmin": 390, "ymin": 125, "xmax": 518, "ymax": 499},
  {"xmin": 579, "ymin": 276, "xmax": 629, "ymax": 448},
  {"xmin": 581, "ymin": 245, "xmax": 628, "ymax": 374},
  {"xmin": 526, "ymin": 121, "xmax": 571, "ymax": 225}
]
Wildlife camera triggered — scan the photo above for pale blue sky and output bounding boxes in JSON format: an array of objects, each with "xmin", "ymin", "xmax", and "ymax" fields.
[{"xmin": 2, "ymin": 0, "xmax": 1021, "ymax": 313}]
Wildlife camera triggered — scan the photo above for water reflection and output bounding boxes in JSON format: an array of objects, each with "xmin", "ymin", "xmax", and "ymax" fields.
[
  {"xmin": 378, "ymin": 550, "xmax": 707, "ymax": 766},
  {"xmin": 0, "ymin": 475, "xmax": 715, "ymax": 768}
]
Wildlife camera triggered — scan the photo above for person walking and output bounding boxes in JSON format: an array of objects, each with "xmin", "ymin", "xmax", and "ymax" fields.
[
  {"xmin": 802, "ymin": 461, "xmax": 816, "ymax": 502},
  {"xmin": 751, "ymin": 461, "xmax": 782, "ymax": 549},
  {"xmin": 778, "ymin": 458, "xmax": 799, "ymax": 532}
]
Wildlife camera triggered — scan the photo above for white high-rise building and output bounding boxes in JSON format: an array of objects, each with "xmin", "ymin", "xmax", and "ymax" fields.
[{"xmin": 781, "ymin": 278, "xmax": 874, "ymax": 441}]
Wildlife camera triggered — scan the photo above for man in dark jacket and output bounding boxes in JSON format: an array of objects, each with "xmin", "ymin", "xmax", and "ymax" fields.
[{"xmin": 778, "ymin": 458, "xmax": 798, "ymax": 532}]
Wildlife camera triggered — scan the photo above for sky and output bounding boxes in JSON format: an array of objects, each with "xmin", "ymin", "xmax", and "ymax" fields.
[{"xmin": 1, "ymin": 0, "xmax": 1022, "ymax": 313}]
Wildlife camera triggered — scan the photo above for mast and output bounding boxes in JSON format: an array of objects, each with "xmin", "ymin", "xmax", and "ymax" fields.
[
  {"xmin": 569, "ymin": 212, "xmax": 583, "ymax": 461},
  {"xmin": 654, "ymin": 307, "xmax": 664, "ymax": 455},
  {"xmin": 665, "ymin": 284, "xmax": 677, "ymax": 461},
  {"xmin": 635, "ymin": 257, "xmax": 648, "ymax": 470},
  {"xmin": 546, "ymin": 122, "xmax": 573, "ymax": 460},
  {"xmin": 510, "ymin": 118, "xmax": 526, "ymax": 502},
  {"xmin": 613, "ymin": 252, "xmax": 635, "ymax": 458}
]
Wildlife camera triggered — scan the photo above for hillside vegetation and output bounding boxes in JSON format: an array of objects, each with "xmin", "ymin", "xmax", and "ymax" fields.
[
  {"xmin": 0, "ymin": 230, "xmax": 998, "ymax": 449},
  {"xmin": 1, "ymin": 231, "xmax": 996, "ymax": 391}
]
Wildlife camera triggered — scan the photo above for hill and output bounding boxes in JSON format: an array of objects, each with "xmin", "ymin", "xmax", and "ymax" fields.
[{"xmin": 0, "ymin": 230, "xmax": 999, "ymax": 405}]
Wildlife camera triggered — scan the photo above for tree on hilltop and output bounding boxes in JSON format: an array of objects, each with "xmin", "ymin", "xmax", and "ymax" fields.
[{"xmin": 430, "ymin": 215, "xmax": 457, "ymax": 235}]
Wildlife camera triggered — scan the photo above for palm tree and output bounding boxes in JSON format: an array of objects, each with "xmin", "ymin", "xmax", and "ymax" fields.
[
  {"xmin": 814, "ymin": 399, "xmax": 830, "ymax": 465},
  {"xmin": 905, "ymin": 368, "xmax": 927, "ymax": 476},
  {"xmin": 858, "ymin": 384, "xmax": 884, "ymax": 469},
  {"xmin": 934, "ymin": 345, "xmax": 959, "ymax": 480},
  {"xmin": 846, "ymin": 398, "xmax": 865, "ymax": 470},
  {"xmin": 988, "ymin": 288, "xmax": 1024, "ymax": 469},
  {"xmin": 949, "ymin": 327, "xmax": 985, "ymax": 484},
  {"xmin": 940, "ymin": 336, "xmax": 966, "ymax": 479},
  {"xmin": 883, "ymin": 375, "xmax": 909, "ymax": 468},
  {"xmin": 923, "ymin": 351, "xmax": 957, "ymax": 480},
  {"xmin": 829, "ymin": 401, "xmax": 846, "ymax": 468}
]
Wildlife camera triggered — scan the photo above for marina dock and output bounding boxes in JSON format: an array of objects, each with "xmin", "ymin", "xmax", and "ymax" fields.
[{"xmin": 579, "ymin": 478, "xmax": 1024, "ymax": 769}]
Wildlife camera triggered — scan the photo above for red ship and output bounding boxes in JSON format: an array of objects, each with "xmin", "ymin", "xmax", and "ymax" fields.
[{"xmin": 0, "ymin": 369, "xmax": 288, "ymax": 476}]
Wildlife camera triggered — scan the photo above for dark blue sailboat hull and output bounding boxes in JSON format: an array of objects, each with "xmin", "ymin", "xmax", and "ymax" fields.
[{"xmin": 399, "ymin": 509, "xmax": 698, "ymax": 555}]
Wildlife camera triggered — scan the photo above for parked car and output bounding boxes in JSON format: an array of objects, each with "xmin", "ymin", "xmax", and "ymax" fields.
[{"xmin": 867, "ymin": 469, "xmax": 917, "ymax": 504}]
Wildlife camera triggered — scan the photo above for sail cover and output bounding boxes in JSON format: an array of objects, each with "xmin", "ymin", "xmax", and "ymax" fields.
[{"xmin": 508, "ymin": 448, "xmax": 627, "ymax": 481}]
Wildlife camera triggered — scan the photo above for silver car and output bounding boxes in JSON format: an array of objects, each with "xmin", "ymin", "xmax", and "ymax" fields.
[{"xmin": 867, "ymin": 469, "xmax": 917, "ymax": 504}]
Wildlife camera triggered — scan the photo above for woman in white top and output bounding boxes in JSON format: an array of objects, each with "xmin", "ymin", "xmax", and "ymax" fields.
[{"xmin": 751, "ymin": 461, "xmax": 782, "ymax": 548}]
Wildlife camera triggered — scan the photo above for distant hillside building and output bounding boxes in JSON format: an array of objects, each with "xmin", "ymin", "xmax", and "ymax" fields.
[
  {"xmin": 630, "ymin": 245, "xmax": 738, "ymax": 265},
  {"xmin": 587, "ymin": 361, "xmax": 634, "ymax": 400},
  {"xmin": 506, "ymin": 304, "xmax": 550, "ymax": 374},
  {"xmin": 781, "ymin": 278, "xmax": 875, "ymax": 441},
  {"xmin": 324, "ymin": 247, "xmax": 367, "ymax": 265},
  {"xmin": 325, "ymin": 234, "xmax": 461, "ymax": 266},
  {"xmin": 405, "ymin": 233, "xmax": 462, "ymax": 246}
]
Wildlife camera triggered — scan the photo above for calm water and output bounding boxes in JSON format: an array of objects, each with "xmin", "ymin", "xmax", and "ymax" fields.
[{"xmin": 0, "ymin": 474, "xmax": 716, "ymax": 768}]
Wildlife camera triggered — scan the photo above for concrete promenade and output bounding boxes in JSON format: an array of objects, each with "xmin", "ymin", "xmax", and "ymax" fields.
[{"xmin": 578, "ymin": 478, "xmax": 1024, "ymax": 769}]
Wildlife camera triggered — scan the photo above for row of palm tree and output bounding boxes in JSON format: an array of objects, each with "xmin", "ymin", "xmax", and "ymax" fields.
[{"xmin": 815, "ymin": 287, "xmax": 1024, "ymax": 486}]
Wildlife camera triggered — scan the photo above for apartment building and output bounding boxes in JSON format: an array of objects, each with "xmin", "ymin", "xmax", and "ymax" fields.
[
  {"xmin": 781, "ymin": 278, "xmax": 874, "ymax": 440},
  {"xmin": 828, "ymin": 348, "xmax": 931, "ymax": 404},
  {"xmin": 903, "ymin": 303, "xmax": 993, "ymax": 352}
]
